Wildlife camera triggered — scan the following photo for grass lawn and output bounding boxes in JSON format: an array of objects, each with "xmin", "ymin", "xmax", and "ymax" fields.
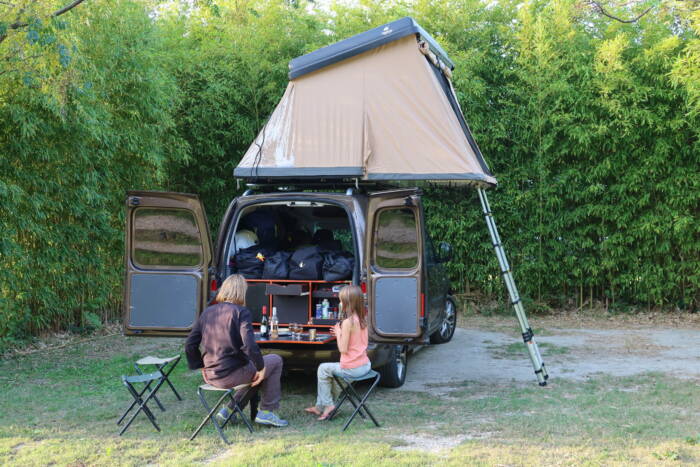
[{"xmin": 2, "ymin": 331, "xmax": 700, "ymax": 466}]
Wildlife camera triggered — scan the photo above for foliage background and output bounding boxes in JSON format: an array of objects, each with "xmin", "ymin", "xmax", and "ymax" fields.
[{"xmin": 1, "ymin": 0, "xmax": 698, "ymax": 346}]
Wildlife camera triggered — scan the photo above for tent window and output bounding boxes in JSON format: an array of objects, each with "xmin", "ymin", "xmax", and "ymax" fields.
[
  {"xmin": 132, "ymin": 208, "xmax": 203, "ymax": 268},
  {"xmin": 374, "ymin": 208, "xmax": 419, "ymax": 269}
]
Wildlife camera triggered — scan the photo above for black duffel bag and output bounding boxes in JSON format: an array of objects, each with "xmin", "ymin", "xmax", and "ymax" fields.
[
  {"xmin": 263, "ymin": 251, "xmax": 292, "ymax": 279},
  {"xmin": 234, "ymin": 245, "xmax": 272, "ymax": 279},
  {"xmin": 322, "ymin": 251, "xmax": 355, "ymax": 281},
  {"xmin": 288, "ymin": 246, "xmax": 324, "ymax": 280}
]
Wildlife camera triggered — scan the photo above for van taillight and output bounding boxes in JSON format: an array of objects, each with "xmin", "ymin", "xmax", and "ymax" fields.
[
  {"xmin": 421, "ymin": 293, "xmax": 425, "ymax": 318},
  {"xmin": 210, "ymin": 279, "xmax": 218, "ymax": 292},
  {"xmin": 360, "ymin": 282, "xmax": 367, "ymax": 294}
]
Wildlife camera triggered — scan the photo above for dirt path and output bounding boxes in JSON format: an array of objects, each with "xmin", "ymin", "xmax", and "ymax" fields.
[{"xmin": 401, "ymin": 326, "xmax": 700, "ymax": 391}]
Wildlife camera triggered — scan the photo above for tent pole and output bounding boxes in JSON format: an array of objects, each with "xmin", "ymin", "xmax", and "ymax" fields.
[{"xmin": 477, "ymin": 188, "xmax": 549, "ymax": 386}]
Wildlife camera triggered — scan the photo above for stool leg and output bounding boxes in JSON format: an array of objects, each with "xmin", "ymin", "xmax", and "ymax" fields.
[
  {"xmin": 329, "ymin": 376, "xmax": 366, "ymax": 421},
  {"xmin": 338, "ymin": 377, "xmax": 381, "ymax": 431},
  {"xmin": 230, "ymin": 392, "xmax": 255, "ymax": 434},
  {"xmin": 344, "ymin": 376, "xmax": 381, "ymax": 430},
  {"xmin": 158, "ymin": 360, "xmax": 183, "ymax": 401},
  {"xmin": 135, "ymin": 363, "xmax": 165, "ymax": 412},
  {"xmin": 190, "ymin": 389, "xmax": 231, "ymax": 444},
  {"xmin": 250, "ymin": 392, "xmax": 259, "ymax": 421},
  {"xmin": 120, "ymin": 381, "xmax": 161, "ymax": 435}
]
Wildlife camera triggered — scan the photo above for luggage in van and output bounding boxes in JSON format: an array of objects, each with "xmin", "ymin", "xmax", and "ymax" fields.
[
  {"xmin": 322, "ymin": 251, "xmax": 354, "ymax": 281},
  {"xmin": 262, "ymin": 251, "xmax": 292, "ymax": 279},
  {"xmin": 234, "ymin": 245, "xmax": 272, "ymax": 279},
  {"xmin": 288, "ymin": 246, "xmax": 324, "ymax": 280}
]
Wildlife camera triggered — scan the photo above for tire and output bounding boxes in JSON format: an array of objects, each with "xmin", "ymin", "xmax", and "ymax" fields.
[
  {"xmin": 378, "ymin": 345, "xmax": 407, "ymax": 388},
  {"xmin": 430, "ymin": 296, "xmax": 457, "ymax": 344}
]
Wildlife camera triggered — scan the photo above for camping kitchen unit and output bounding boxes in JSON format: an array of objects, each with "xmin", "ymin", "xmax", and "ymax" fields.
[{"xmin": 122, "ymin": 18, "xmax": 548, "ymax": 387}]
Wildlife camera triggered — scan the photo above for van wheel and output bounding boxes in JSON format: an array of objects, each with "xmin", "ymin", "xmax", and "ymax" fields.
[
  {"xmin": 378, "ymin": 345, "xmax": 407, "ymax": 388},
  {"xmin": 430, "ymin": 296, "xmax": 457, "ymax": 344}
]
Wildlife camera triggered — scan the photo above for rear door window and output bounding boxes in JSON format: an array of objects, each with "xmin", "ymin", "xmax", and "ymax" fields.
[
  {"xmin": 374, "ymin": 208, "xmax": 419, "ymax": 269},
  {"xmin": 132, "ymin": 208, "xmax": 203, "ymax": 268}
]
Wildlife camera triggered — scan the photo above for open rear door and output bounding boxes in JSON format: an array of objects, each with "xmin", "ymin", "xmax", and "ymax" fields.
[
  {"xmin": 366, "ymin": 189, "xmax": 425, "ymax": 344},
  {"xmin": 123, "ymin": 191, "xmax": 212, "ymax": 336}
]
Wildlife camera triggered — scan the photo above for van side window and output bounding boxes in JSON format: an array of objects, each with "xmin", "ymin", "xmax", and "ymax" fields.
[
  {"xmin": 133, "ymin": 208, "xmax": 203, "ymax": 267},
  {"xmin": 375, "ymin": 208, "xmax": 419, "ymax": 269}
]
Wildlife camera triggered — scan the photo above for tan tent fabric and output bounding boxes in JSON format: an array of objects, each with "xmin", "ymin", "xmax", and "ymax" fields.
[{"xmin": 236, "ymin": 36, "xmax": 497, "ymax": 187}]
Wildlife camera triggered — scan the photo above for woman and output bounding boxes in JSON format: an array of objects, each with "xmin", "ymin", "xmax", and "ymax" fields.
[
  {"xmin": 305, "ymin": 285, "xmax": 371, "ymax": 420},
  {"xmin": 185, "ymin": 274, "xmax": 288, "ymax": 427}
]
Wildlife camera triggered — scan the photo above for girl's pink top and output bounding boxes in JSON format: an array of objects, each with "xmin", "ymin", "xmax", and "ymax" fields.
[{"xmin": 340, "ymin": 315, "xmax": 370, "ymax": 369}]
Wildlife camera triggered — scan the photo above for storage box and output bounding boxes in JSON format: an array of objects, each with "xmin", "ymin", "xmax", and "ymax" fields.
[
  {"xmin": 245, "ymin": 283, "xmax": 268, "ymax": 322},
  {"xmin": 273, "ymin": 295, "xmax": 309, "ymax": 323}
]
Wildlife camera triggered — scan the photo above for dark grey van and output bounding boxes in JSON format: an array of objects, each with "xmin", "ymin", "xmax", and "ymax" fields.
[{"xmin": 123, "ymin": 187, "xmax": 456, "ymax": 388}]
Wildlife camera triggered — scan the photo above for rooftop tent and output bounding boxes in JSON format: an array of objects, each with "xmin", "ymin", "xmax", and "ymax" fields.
[{"xmin": 234, "ymin": 17, "xmax": 497, "ymax": 187}]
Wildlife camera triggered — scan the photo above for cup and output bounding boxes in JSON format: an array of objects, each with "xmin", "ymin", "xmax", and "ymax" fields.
[{"xmin": 309, "ymin": 328, "xmax": 316, "ymax": 341}]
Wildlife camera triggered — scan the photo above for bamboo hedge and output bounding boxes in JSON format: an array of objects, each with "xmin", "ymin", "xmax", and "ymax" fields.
[{"xmin": 1, "ymin": 0, "xmax": 698, "ymax": 346}]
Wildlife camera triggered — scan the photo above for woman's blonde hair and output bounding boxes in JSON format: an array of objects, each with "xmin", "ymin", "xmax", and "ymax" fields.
[
  {"xmin": 339, "ymin": 285, "xmax": 366, "ymax": 329},
  {"xmin": 216, "ymin": 274, "xmax": 247, "ymax": 305}
]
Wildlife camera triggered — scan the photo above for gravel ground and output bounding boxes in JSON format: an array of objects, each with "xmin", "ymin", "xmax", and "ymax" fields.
[{"xmin": 401, "ymin": 326, "xmax": 700, "ymax": 391}]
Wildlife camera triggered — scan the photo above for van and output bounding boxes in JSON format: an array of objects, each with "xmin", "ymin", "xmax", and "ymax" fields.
[
  {"xmin": 123, "ymin": 186, "xmax": 456, "ymax": 388},
  {"xmin": 122, "ymin": 17, "xmax": 548, "ymax": 389}
]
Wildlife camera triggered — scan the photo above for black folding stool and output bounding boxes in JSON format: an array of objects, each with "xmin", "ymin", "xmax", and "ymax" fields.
[
  {"xmin": 133, "ymin": 355, "xmax": 182, "ymax": 410},
  {"xmin": 118, "ymin": 371, "xmax": 166, "ymax": 435},
  {"xmin": 329, "ymin": 369, "xmax": 381, "ymax": 431},
  {"xmin": 117, "ymin": 355, "xmax": 181, "ymax": 426},
  {"xmin": 189, "ymin": 383, "xmax": 257, "ymax": 445}
]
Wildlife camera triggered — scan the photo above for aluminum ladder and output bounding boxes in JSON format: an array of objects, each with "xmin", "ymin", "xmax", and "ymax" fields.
[{"xmin": 478, "ymin": 188, "xmax": 549, "ymax": 386}]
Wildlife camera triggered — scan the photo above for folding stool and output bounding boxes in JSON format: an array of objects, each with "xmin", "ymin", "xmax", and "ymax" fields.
[
  {"xmin": 329, "ymin": 369, "xmax": 381, "ymax": 431},
  {"xmin": 117, "ymin": 355, "xmax": 181, "ymax": 425},
  {"xmin": 133, "ymin": 355, "xmax": 182, "ymax": 410},
  {"xmin": 189, "ymin": 383, "xmax": 258, "ymax": 445},
  {"xmin": 118, "ymin": 371, "xmax": 166, "ymax": 435}
]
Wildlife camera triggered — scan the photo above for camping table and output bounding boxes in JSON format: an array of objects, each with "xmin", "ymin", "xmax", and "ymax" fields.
[{"xmin": 255, "ymin": 331, "xmax": 335, "ymax": 345}]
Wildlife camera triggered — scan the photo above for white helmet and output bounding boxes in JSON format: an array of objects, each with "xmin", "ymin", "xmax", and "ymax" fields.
[{"xmin": 234, "ymin": 229, "xmax": 258, "ymax": 252}]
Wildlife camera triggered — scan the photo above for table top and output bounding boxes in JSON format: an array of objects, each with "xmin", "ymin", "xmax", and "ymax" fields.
[{"xmin": 254, "ymin": 332, "xmax": 335, "ymax": 345}]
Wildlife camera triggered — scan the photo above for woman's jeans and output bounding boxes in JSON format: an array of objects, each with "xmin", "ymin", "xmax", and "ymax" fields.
[{"xmin": 316, "ymin": 361, "xmax": 371, "ymax": 408}]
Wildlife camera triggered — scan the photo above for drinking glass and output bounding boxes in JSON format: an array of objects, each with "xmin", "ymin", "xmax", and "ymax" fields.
[{"xmin": 291, "ymin": 323, "xmax": 301, "ymax": 340}]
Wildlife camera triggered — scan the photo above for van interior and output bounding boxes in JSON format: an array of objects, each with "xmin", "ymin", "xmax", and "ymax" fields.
[{"xmin": 225, "ymin": 202, "xmax": 356, "ymax": 331}]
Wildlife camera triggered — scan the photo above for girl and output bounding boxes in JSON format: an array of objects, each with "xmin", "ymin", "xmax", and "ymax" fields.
[{"xmin": 305, "ymin": 285, "xmax": 371, "ymax": 420}]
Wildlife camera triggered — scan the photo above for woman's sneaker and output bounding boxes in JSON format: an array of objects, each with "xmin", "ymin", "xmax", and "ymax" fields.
[{"xmin": 255, "ymin": 410, "xmax": 288, "ymax": 427}]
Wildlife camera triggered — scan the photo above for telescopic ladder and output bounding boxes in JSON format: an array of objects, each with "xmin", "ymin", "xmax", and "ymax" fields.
[{"xmin": 477, "ymin": 188, "xmax": 549, "ymax": 386}]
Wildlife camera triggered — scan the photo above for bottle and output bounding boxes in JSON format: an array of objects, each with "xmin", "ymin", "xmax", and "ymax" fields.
[
  {"xmin": 260, "ymin": 306, "xmax": 269, "ymax": 339},
  {"xmin": 270, "ymin": 306, "xmax": 279, "ymax": 339},
  {"xmin": 322, "ymin": 299, "xmax": 330, "ymax": 319},
  {"xmin": 315, "ymin": 303, "xmax": 323, "ymax": 319}
]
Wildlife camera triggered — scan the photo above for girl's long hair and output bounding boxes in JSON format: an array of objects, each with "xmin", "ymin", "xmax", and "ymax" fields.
[{"xmin": 339, "ymin": 285, "xmax": 366, "ymax": 329}]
